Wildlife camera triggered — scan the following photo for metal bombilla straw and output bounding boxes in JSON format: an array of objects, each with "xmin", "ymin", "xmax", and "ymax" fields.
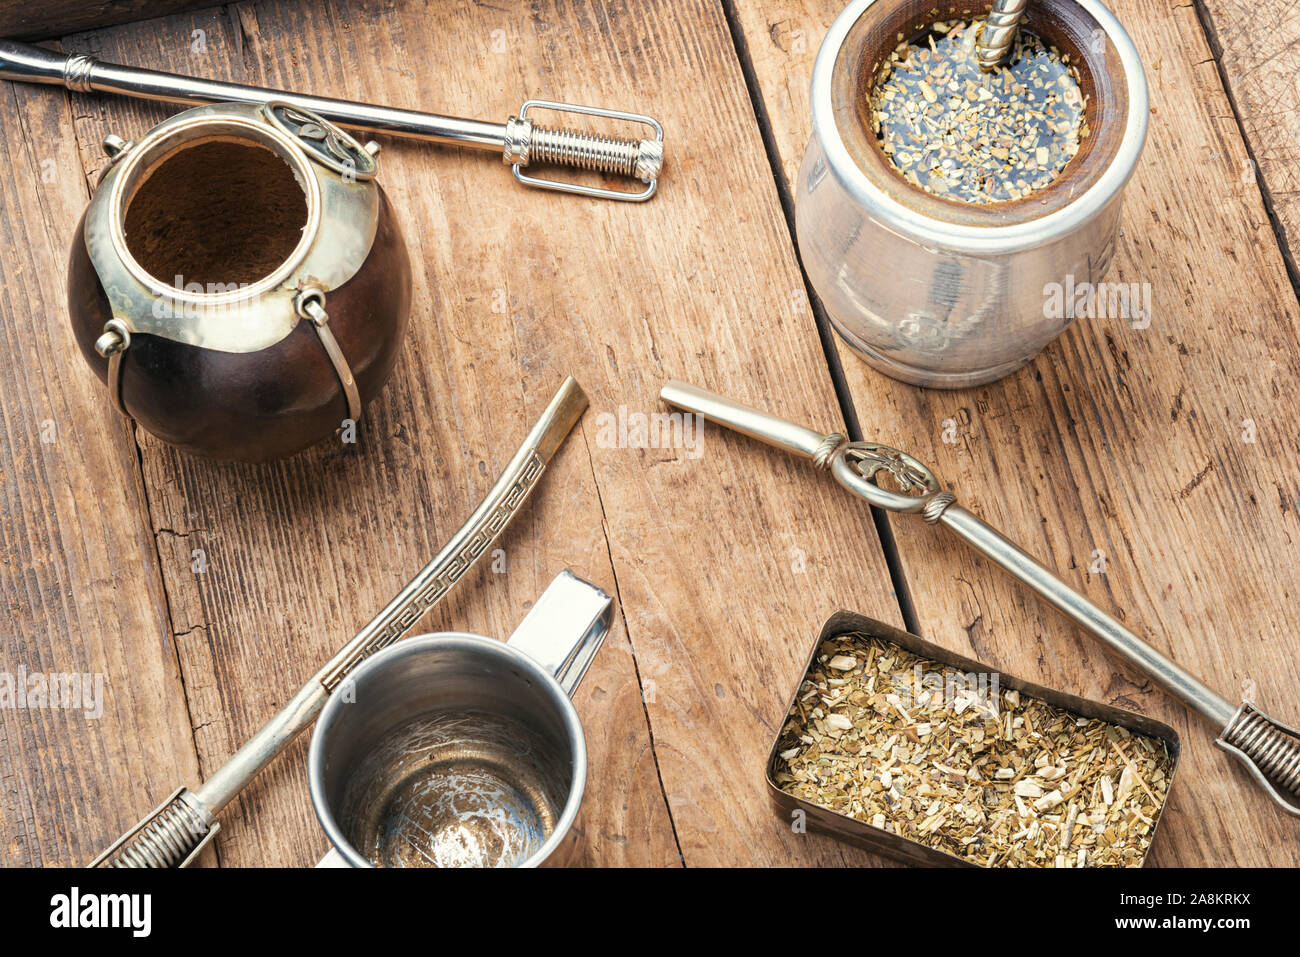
[
  {"xmin": 91, "ymin": 377, "xmax": 590, "ymax": 867},
  {"xmin": 0, "ymin": 39, "xmax": 664, "ymax": 202},
  {"xmin": 661, "ymin": 381, "xmax": 1300, "ymax": 817},
  {"xmin": 975, "ymin": 0, "xmax": 1029, "ymax": 70}
]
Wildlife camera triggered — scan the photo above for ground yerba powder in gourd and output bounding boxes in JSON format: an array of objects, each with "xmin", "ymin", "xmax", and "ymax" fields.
[{"xmin": 870, "ymin": 18, "xmax": 1089, "ymax": 203}]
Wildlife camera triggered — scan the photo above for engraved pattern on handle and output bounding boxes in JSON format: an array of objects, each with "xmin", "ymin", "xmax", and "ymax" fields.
[
  {"xmin": 89, "ymin": 377, "xmax": 586, "ymax": 866},
  {"xmin": 320, "ymin": 451, "xmax": 544, "ymax": 690}
]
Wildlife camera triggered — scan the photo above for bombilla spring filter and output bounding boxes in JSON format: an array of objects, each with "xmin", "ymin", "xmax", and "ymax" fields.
[
  {"xmin": 502, "ymin": 99, "xmax": 664, "ymax": 201},
  {"xmin": 93, "ymin": 789, "xmax": 215, "ymax": 868},
  {"xmin": 1217, "ymin": 703, "xmax": 1300, "ymax": 812}
]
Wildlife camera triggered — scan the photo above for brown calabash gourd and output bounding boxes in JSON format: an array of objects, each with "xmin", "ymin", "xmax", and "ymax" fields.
[{"xmin": 68, "ymin": 101, "xmax": 412, "ymax": 462}]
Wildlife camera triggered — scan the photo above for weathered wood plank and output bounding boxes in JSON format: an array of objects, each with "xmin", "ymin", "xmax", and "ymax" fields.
[
  {"xmin": 0, "ymin": 2, "xmax": 213, "ymax": 40},
  {"xmin": 0, "ymin": 68, "xmax": 200, "ymax": 865},
  {"xmin": 1198, "ymin": 0, "xmax": 1300, "ymax": 282},
  {"xmin": 58, "ymin": 2, "xmax": 684, "ymax": 868},
  {"xmin": 54, "ymin": 0, "xmax": 905, "ymax": 867},
  {"xmin": 730, "ymin": 0, "xmax": 1300, "ymax": 864}
]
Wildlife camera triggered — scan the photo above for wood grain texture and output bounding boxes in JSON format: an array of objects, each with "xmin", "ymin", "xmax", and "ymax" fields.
[
  {"xmin": 0, "ymin": 2, "xmax": 213, "ymax": 40},
  {"xmin": 56, "ymin": 2, "xmax": 683, "ymax": 868},
  {"xmin": 730, "ymin": 0, "xmax": 1300, "ymax": 864},
  {"xmin": 1198, "ymin": 0, "xmax": 1300, "ymax": 281},
  {"xmin": 10, "ymin": 0, "xmax": 1290, "ymax": 869},
  {"xmin": 0, "ymin": 69, "xmax": 201, "ymax": 866},
  {"xmin": 15, "ymin": 0, "xmax": 907, "ymax": 867}
]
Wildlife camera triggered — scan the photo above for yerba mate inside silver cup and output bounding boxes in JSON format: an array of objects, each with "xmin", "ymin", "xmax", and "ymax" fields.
[
  {"xmin": 309, "ymin": 571, "xmax": 612, "ymax": 868},
  {"xmin": 797, "ymin": 0, "xmax": 1148, "ymax": 388}
]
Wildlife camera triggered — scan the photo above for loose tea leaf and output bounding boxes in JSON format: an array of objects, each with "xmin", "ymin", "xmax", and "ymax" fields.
[
  {"xmin": 773, "ymin": 633, "xmax": 1174, "ymax": 868},
  {"xmin": 870, "ymin": 18, "xmax": 1089, "ymax": 203}
]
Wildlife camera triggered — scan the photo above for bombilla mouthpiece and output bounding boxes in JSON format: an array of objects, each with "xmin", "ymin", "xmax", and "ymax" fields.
[
  {"xmin": 975, "ymin": 0, "xmax": 1029, "ymax": 70},
  {"xmin": 1216, "ymin": 702, "xmax": 1300, "ymax": 816}
]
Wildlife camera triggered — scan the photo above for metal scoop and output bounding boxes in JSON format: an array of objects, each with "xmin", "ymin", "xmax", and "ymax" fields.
[
  {"xmin": 662, "ymin": 380, "xmax": 1300, "ymax": 817},
  {"xmin": 0, "ymin": 39, "xmax": 664, "ymax": 201}
]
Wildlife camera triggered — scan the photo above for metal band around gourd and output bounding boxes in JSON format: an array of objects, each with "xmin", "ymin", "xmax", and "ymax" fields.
[
  {"xmin": 296, "ymin": 288, "xmax": 362, "ymax": 424},
  {"xmin": 85, "ymin": 103, "xmax": 380, "ymax": 355}
]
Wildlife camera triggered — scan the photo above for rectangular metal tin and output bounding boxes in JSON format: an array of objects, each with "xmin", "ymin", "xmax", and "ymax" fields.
[{"xmin": 765, "ymin": 611, "xmax": 1183, "ymax": 867}]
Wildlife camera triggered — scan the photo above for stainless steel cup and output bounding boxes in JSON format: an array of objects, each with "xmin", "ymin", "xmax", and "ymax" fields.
[
  {"xmin": 308, "ymin": 570, "xmax": 613, "ymax": 868},
  {"xmin": 797, "ymin": 0, "xmax": 1148, "ymax": 387}
]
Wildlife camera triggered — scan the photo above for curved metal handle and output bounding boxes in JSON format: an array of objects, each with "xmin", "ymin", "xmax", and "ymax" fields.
[
  {"xmin": 660, "ymin": 380, "xmax": 940, "ymax": 511},
  {"xmin": 507, "ymin": 570, "xmax": 613, "ymax": 697},
  {"xmin": 310, "ymin": 377, "xmax": 588, "ymax": 696},
  {"xmin": 661, "ymin": 380, "xmax": 830, "ymax": 459},
  {"xmin": 0, "ymin": 39, "xmax": 71, "ymax": 84}
]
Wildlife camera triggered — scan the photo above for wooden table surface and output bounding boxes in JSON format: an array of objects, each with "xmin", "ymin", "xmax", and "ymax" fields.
[{"xmin": 1, "ymin": 0, "xmax": 1296, "ymax": 867}]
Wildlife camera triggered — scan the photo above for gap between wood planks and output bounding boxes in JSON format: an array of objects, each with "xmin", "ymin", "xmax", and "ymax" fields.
[
  {"xmin": 1191, "ymin": 0, "xmax": 1300, "ymax": 299},
  {"xmin": 124, "ymin": 445, "xmax": 223, "ymax": 865},
  {"xmin": 716, "ymin": 0, "xmax": 1300, "ymax": 640},
  {"xmin": 42, "ymin": 3, "xmax": 692, "ymax": 867},
  {"xmin": 578, "ymin": 425, "xmax": 687, "ymax": 867},
  {"xmin": 52, "ymin": 36, "xmax": 226, "ymax": 867},
  {"xmin": 718, "ymin": 0, "xmax": 922, "ymax": 637},
  {"xmin": 0, "ymin": 50, "xmax": 214, "ymax": 865}
]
